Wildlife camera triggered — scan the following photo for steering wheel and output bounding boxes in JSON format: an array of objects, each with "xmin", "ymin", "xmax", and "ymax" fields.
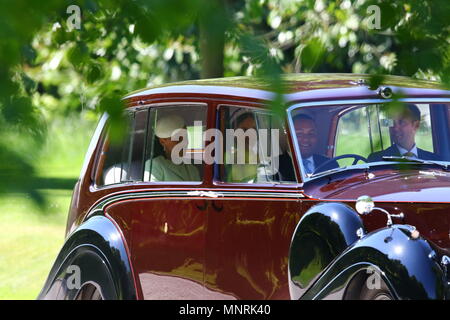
[{"xmin": 311, "ymin": 154, "xmax": 368, "ymax": 175}]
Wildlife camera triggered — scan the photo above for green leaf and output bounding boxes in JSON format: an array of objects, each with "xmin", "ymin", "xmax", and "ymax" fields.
[
  {"xmin": 66, "ymin": 42, "xmax": 89, "ymax": 68},
  {"xmin": 368, "ymin": 74, "xmax": 386, "ymax": 90},
  {"xmin": 86, "ymin": 63, "xmax": 103, "ymax": 84},
  {"xmin": 300, "ymin": 39, "xmax": 325, "ymax": 72},
  {"xmin": 21, "ymin": 73, "xmax": 38, "ymax": 94},
  {"xmin": 98, "ymin": 93, "xmax": 127, "ymax": 143},
  {"xmin": 21, "ymin": 44, "xmax": 37, "ymax": 65},
  {"xmin": 134, "ymin": 11, "xmax": 161, "ymax": 44}
]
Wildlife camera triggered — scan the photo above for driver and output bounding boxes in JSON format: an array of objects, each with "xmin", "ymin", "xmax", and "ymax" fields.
[
  {"xmin": 293, "ymin": 114, "xmax": 339, "ymax": 175},
  {"xmin": 367, "ymin": 103, "xmax": 437, "ymax": 162}
]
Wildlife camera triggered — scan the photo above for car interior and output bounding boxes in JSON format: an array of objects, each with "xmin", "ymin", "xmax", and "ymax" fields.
[{"xmin": 143, "ymin": 105, "xmax": 206, "ymax": 182}]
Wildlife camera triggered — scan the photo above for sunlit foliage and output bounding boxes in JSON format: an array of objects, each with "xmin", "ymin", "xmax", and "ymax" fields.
[{"xmin": 0, "ymin": 0, "xmax": 448, "ymax": 203}]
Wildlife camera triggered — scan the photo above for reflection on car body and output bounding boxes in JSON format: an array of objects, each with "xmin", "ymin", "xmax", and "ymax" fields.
[{"xmin": 39, "ymin": 74, "xmax": 450, "ymax": 300}]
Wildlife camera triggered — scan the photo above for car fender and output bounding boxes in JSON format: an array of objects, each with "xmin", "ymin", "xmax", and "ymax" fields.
[
  {"xmin": 288, "ymin": 202, "xmax": 364, "ymax": 299},
  {"xmin": 300, "ymin": 225, "xmax": 447, "ymax": 300},
  {"xmin": 37, "ymin": 215, "xmax": 137, "ymax": 300}
]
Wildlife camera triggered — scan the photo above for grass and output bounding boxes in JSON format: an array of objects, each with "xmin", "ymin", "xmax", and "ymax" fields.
[
  {"xmin": 0, "ymin": 191, "xmax": 71, "ymax": 299},
  {"xmin": 0, "ymin": 115, "xmax": 95, "ymax": 300},
  {"xmin": 35, "ymin": 116, "xmax": 97, "ymax": 178}
]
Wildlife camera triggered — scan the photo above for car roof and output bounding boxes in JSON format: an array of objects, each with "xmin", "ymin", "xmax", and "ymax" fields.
[{"xmin": 124, "ymin": 73, "xmax": 450, "ymax": 104}]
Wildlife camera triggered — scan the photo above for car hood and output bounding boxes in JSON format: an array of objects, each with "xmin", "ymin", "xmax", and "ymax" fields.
[
  {"xmin": 311, "ymin": 168, "xmax": 450, "ymax": 202},
  {"xmin": 305, "ymin": 168, "xmax": 450, "ymax": 248}
]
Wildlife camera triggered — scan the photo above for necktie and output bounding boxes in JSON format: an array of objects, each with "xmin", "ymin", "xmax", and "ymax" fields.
[
  {"xmin": 403, "ymin": 152, "xmax": 415, "ymax": 157},
  {"xmin": 303, "ymin": 159, "xmax": 313, "ymax": 174}
]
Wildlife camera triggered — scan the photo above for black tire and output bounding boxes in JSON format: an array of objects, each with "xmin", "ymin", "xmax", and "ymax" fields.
[
  {"xmin": 358, "ymin": 279, "xmax": 394, "ymax": 300},
  {"xmin": 344, "ymin": 271, "xmax": 395, "ymax": 300},
  {"xmin": 75, "ymin": 283, "xmax": 103, "ymax": 300}
]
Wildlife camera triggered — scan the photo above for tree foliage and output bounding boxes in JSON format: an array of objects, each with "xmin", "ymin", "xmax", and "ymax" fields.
[{"xmin": 0, "ymin": 0, "xmax": 448, "ymax": 203}]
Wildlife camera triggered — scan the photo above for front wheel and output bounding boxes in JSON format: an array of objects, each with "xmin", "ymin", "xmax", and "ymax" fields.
[
  {"xmin": 75, "ymin": 283, "xmax": 103, "ymax": 300},
  {"xmin": 358, "ymin": 277, "xmax": 394, "ymax": 300},
  {"xmin": 345, "ymin": 271, "xmax": 395, "ymax": 300}
]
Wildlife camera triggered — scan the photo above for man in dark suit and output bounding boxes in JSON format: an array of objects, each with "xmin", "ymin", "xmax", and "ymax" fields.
[
  {"xmin": 293, "ymin": 114, "xmax": 339, "ymax": 175},
  {"xmin": 368, "ymin": 103, "xmax": 438, "ymax": 162}
]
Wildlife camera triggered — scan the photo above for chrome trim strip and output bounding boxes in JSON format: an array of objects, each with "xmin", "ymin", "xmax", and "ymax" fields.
[
  {"xmin": 80, "ymin": 113, "xmax": 109, "ymax": 179},
  {"xmin": 87, "ymin": 189, "xmax": 304, "ymax": 217},
  {"xmin": 286, "ymin": 97, "xmax": 450, "ymax": 113},
  {"xmin": 285, "ymin": 86, "xmax": 450, "ymax": 103},
  {"xmin": 286, "ymin": 98, "xmax": 450, "ymax": 183},
  {"xmin": 124, "ymin": 85, "xmax": 275, "ymax": 100},
  {"xmin": 125, "ymin": 84, "xmax": 450, "ymax": 103},
  {"xmin": 127, "ymin": 101, "xmax": 207, "ymax": 109}
]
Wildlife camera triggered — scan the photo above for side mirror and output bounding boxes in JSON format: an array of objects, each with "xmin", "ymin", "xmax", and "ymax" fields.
[
  {"xmin": 355, "ymin": 195, "xmax": 374, "ymax": 215},
  {"xmin": 355, "ymin": 195, "xmax": 405, "ymax": 227}
]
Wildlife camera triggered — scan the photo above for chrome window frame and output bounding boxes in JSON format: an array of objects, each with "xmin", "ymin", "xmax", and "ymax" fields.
[{"xmin": 215, "ymin": 103, "xmax": 297, "ymax": 185}]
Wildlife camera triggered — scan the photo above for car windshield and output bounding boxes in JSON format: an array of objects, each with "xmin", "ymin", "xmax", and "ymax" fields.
[{"xmin": 289, "ymin": 101, "xmax": 450, "ymax": 179}]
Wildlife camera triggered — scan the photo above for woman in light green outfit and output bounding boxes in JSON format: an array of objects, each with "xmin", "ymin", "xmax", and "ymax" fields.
[
  {"xmin": 144, "ymin": 115, "xmax": 200, "ymax": 182},
  {"xmin": 226, "ymin": 112, "xmax": 259, "ymax": 183},
  {"xmin": 147, "ymin": 154, "xmax": 199, "ymax": 182}
]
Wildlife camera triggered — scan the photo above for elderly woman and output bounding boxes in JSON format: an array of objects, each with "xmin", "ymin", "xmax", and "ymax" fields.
[{"xmin": 145, "ymin": 115, "xmax": 200, "ymax": 182}]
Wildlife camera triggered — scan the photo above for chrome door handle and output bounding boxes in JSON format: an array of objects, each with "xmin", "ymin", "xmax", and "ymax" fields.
[{"xmin": 188, "ymin": 191, "xmax": 222, "ymax": 198}]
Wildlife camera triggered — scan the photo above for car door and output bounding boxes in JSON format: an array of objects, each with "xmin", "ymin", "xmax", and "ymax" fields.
[
  {"xmin": 95, "ymin": 102, "xmax": 214, "ymax": 299},
  {"xmin": 204, "ymin": 103, "xmax": 303, "ymax": 299}
]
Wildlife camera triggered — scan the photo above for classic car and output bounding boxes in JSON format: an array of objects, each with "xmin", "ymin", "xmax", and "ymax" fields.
[{"xmin": 39, "ymin": 74, "xmax": 450, "ymax": 300}]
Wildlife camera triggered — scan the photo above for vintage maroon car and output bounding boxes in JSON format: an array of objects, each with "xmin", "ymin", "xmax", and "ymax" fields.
[{"xmin": 39, "ymin": 74, "xmax": 450, "ymax": 300}]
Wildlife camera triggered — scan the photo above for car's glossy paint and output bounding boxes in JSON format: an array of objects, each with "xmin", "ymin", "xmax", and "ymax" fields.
[
  {"xmin": 301, "ymin": 167, "xmax": 450, "ymax": 248},
  {"xmin": 308, "ymin": 167, "xmax": 450, "ymax": 203},
  {"xmin": 204, "ymin": 186, "xmax": 301, "ymax": 299},
  {"xmin": 289, "ymin": 202, "xmax": 365, "ymax": 299},
  {"xmin": 41, "ymin": 74, "xmax": 450, "ymax": 299},
  {"xmin": 300, "ymin": 224, "xmax": 447, "ymax": 300}
]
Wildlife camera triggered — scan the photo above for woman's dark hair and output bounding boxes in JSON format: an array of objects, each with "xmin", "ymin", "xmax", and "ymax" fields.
[{"xmin": 235, "ymin": 112, "xmax": 255, "ymax": 127}]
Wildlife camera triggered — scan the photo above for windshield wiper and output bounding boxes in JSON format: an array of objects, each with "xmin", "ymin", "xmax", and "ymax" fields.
[
  {"xmin": 309, "ymin": 164, "xmax": 369, "ymax": 179},
  {"xmin": 381, "ymin": 156, "xmax": 450, "ymax": 171}
]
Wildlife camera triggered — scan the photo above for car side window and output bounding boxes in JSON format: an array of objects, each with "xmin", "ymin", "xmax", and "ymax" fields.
[
  {"xmin": 218, "ymin": 106, "xmax": 296, "ymax": 184},
  {"xmin": 95, "ymin": 109, "xmax": 147, "ymax": 186},
  {"xmin": 143, "ymin": 104, "xmax": 206, "ymax": 182}
]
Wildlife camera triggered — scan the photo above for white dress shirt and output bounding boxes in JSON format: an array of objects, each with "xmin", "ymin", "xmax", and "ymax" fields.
[{"xmin": 396, "ymin": 144, "xmax": 418, "ymax": 158}]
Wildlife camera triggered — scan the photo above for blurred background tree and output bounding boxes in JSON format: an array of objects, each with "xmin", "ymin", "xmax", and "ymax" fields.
[
  {"xmin": 0, "ymin": 0, "xmax": 449, "ymax": 202},
  {"xmin": 0, "ymin": 0, "xmax": 448, "ymax": 299}
]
